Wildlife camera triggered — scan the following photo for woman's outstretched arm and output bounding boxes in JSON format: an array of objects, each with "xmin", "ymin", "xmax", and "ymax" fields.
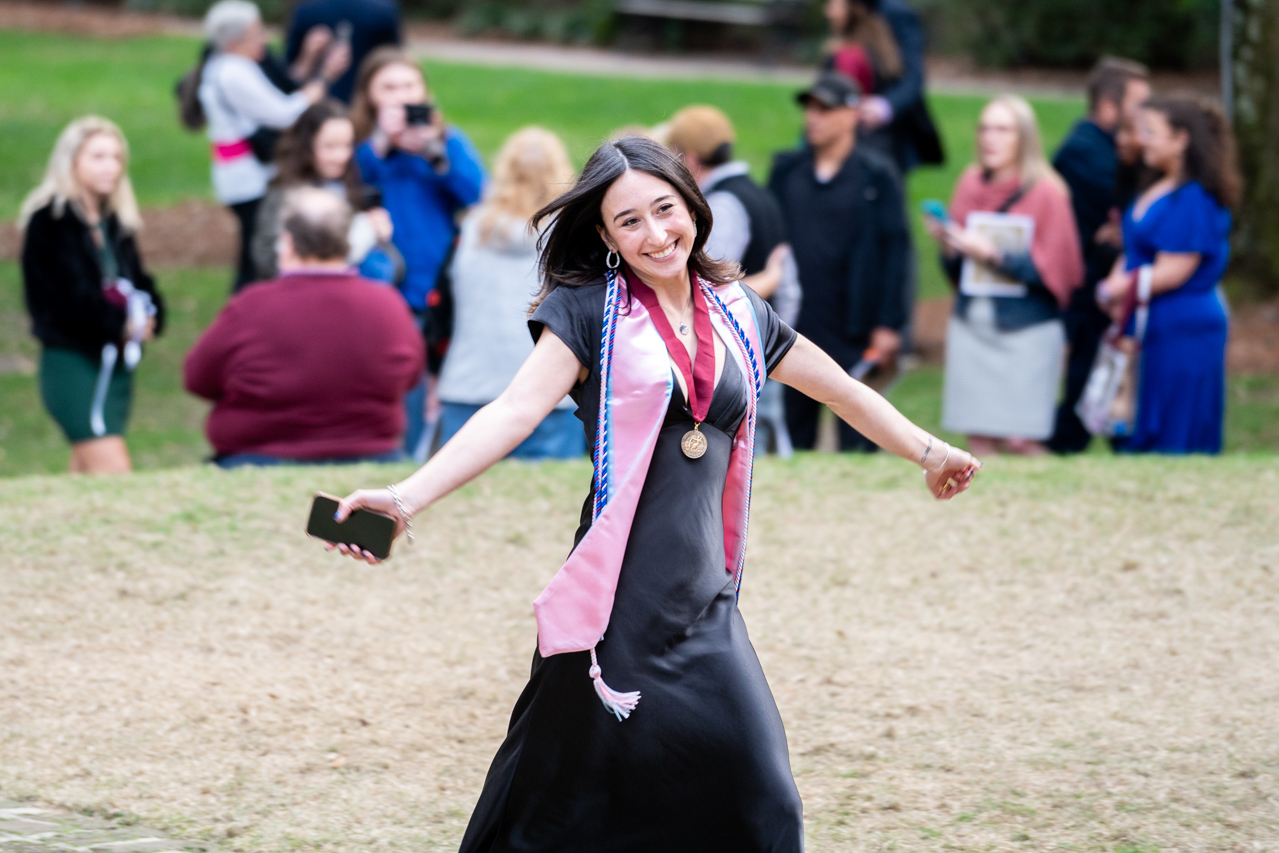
[
  {"xmin": 328, "ymin": 330, "xmax": 583, "ymax": 561},
  {"xmin": 770, "ymin": 335, "xmax": 980, "ymax": 499}
]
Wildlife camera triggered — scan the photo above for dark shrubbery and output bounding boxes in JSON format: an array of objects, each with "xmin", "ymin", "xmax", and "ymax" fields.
[
  {"xmin": 917, "ymin": 0, "xmax": 1219, "ymax": 69},
  {"xmin": 126, "ymin": 0, "xmax": 1220, "ymax": 70}
]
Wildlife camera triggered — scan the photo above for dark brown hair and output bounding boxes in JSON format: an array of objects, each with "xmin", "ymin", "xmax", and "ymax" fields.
[
  {"xmin": 1144, "ymin": 95, "xmax": 1242, "ymax": 210},
  {"xmin": 271, "ymin": 99, "xmax": 362, "ymax": 205},
  {"xmin": 350, "ymin": 47, "xmax": 424, "ymax": 141},
  {"xmin": 1086, "ymin": 56, "xmax": 1149, "ymax": 114},
  {"xmin": 530, "ymin": 136, "xmax": 740, "ymax": 307}
]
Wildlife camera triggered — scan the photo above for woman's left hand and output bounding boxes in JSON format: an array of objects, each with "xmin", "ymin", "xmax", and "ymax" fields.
[
  {"xmin": 924, "ymin": 445, "xmax": 981, "ymax": 501},
  {"xmin": 367, "ymin": 207, "xmax": 394, "ymax": 242},
  {"xmin": 943, "ymin": 225, "xmax": 1001, "ymax": 266}
]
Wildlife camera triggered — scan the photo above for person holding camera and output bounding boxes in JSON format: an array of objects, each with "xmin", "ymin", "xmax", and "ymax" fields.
[
  {"xmin": 199, "ymin": 0, "xmax": 350, "ymax": 291},
  {"xmin": 19, "ymin": 116, "xmax": 166, "ymax": 474},
  {"xmin": 250, "ymin": 99, "xmax": 400, "ymax": 283},
  {"xmin": 350, "ymin": 47, "xmax": 487, "ymax": 456},
  {"xmin": 185, "ymin": 187, "xmax": 423, "ymax": 468}
]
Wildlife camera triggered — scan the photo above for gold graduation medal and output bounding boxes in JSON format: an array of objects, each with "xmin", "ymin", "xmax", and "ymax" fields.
[{"xmin": 681, "ymin": 423, "xmax": 707, "ymax": 459}]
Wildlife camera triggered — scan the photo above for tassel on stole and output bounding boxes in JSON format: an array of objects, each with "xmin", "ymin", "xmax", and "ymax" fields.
[{"xmin": 589, "ymin": 646, "xmax": 640, "ymax": 721}]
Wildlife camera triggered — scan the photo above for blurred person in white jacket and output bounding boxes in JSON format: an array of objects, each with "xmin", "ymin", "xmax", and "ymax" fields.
[
  {"xmin": 199, "ymin": 0, "xmax": 348, "ymax": 290},
  {"xmin": 435, "ymin": 127, "xmax": 585, "ymax": 460}
]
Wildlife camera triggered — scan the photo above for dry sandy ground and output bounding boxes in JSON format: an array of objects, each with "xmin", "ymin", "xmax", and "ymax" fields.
[{"xmin": 0, "ymin": 456, "xmax": 1276, "ymax": 852}]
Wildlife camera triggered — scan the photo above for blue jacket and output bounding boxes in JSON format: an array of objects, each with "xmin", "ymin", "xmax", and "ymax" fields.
[{"xmin": 356, "ymin": 130, "xmax": 486, "ymax": 311}]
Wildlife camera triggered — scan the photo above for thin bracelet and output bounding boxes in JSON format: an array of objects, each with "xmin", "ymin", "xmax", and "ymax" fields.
[
  {"xmin": 920, "ymin": 435, "xmax": 934, "ymax": 467},
  {"xmin": 387, "ymin": 484, "xmax": 414, "ymax": 543},
  {"xmin": 922, "ymin": 442, "xmax": 951, "ymax": 475}
]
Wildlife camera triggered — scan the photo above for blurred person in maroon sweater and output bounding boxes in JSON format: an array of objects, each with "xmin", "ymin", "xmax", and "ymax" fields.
[{"xmin": 184, "ymin": 186, "xmax": 423, "ymax": 467}]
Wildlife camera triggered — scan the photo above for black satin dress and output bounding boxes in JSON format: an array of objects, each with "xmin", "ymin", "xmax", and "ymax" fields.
[{"xmin": 458, "ymin": 283, "xmax": 802, "ymax": 853}]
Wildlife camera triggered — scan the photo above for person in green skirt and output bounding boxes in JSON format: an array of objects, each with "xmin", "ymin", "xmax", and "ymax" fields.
[{"xmin": 19, "ymin": 116, "xmax": 166, "ymax": 474}]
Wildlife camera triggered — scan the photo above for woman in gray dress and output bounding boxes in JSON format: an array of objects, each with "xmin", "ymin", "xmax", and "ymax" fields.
[{"xmin": 924, "ymin": 95, "xmax": 1084, "ymax": 456}]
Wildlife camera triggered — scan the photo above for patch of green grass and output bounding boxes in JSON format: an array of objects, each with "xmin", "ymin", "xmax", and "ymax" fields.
[
  {"xmin": 1, "ymin": 256, "xmax": 1276, "ymax": 476},
  {"xmin": 0, "ymin": 261, "xmax": 219, "ymax": 476},
  {"xmin": 0, "ymin": 28, "xmax": 1084, "ymax": 303}
]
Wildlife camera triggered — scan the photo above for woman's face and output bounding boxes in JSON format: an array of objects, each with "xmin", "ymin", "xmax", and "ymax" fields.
[
  {"xmin": 1115, "ymin": 118, "xmax": 1143, "ymax": 167},
  {"xmin": 824, "ymin": 0, "xmax": 849, "ymax": 33},
  {"xmin": 227, "ymin": 18, "xmax": 267, "ymax": 62},
  {"xmin": 313, "ymin": 118, "xmax": 355, "ymax": 181},
  {"xmin": 1138, "ymin": 108, "xmax": 1187, "ymax": 176},
  {"xmin": 367, "ymin": 62, "xmax": 428, "ymax": 109},
  {"xmin": 74, "ymin": 132, "xmax": 124, "ymax": 199},
  {"xmin": 977, "ymin": 102, "xmax": 1019, "ymax": 174},
  {"xmin": 597, "ymin": 169, "xmax": 698, "ymax": 284}
]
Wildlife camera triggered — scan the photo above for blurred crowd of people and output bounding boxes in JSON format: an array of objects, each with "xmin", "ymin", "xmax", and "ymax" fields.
[{"xmin": 17, "ymin": 0, "xmax": 1241, "ymax": 473}]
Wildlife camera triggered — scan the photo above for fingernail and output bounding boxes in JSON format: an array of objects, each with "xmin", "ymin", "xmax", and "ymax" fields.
[{"xmin": 333, "ymin": 511, "xmax": 341, "ymax": 520}]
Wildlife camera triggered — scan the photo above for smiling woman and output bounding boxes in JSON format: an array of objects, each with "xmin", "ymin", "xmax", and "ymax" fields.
[{"xmin": 320, "ymin": 135, "xmax": 979, "ymax": 851}]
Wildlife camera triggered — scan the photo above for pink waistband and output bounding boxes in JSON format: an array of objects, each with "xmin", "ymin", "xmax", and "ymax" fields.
[{"xmin": 212, "ymin": 139, "xmax": 253, "ymax": 163}]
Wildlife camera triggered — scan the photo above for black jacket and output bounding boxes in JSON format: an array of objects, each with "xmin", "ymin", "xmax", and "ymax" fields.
[
  {"xmin": 21, "ymin": 202, "xmax": 165, "ymax": 358},
  {"xmin": 769, "ymin": 145, "xmax": 909, "ymax": 366},
  {"xmin": 286, "ymin": 0, "xmax": 402, "ymax": 104},
  {"xmin": 703, "ymin": 172, "xmax": 788, "ymax": 277}
]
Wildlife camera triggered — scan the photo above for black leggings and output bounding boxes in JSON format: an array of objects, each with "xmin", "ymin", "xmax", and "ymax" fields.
[{"xmin": 229, "ymin": 197, "xmax": 262, "ymax": 292}]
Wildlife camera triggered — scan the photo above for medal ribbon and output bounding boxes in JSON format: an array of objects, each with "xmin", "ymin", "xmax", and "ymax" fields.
[{"xmin": 628, "ymin": 268, "xmax": 715, "ymax": 423}]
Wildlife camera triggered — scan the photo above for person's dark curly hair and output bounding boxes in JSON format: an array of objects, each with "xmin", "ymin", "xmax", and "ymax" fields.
[
  {"xmin": 270, "ymin": 99, "xmax": 364, "ymax": 206},
  {"xmin": 530, "ymin": 135, "xmax": 740, "ymax": 309},
  {"xmin": 1144, "ymin": 95, "xmax": 1242, "ymax": 210}
]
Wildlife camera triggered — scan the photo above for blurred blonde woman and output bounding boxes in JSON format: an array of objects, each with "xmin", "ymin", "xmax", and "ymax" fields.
[
  {"xmin": 924, "ymin": 95, "xmax": 1083, "ymax": 456},
  {"xmin": 435, "ymin": 126, "xmax": 584, "ymax": 459},
  {"xmin": 19, "ymin": 116, "xmax": 165, "ymax": 474}
]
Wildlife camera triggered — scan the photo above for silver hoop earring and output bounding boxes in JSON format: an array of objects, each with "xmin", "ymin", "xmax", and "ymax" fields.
[{"xmin": 605, "ymin": 250, "xmax": 620, "ymax": 270}]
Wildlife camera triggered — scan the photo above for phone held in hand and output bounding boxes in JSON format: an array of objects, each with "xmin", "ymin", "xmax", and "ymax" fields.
[
  {"xmin": 307, "ymin": 492, "xmax": 396, "ymax": 560},
  {"xmin": 404, "ymin": 103, "xmax": 434, "ymax": 126},
  {"xmin": 921, "ymin": 199, "xmax": 950, "ymax": 224}
]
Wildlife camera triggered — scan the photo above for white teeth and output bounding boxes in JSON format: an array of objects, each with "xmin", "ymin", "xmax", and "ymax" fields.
[{"xmin": 648, "ymin": 241, "xmax": 678, "ymax": 260}]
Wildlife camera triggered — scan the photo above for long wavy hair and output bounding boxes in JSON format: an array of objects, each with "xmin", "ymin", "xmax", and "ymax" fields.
[
  {"xmin": 983, "ymin": 95, "xmax": 1069, "ymax": 198},
  {"xmin": 1144, "ymin": 95, "xmax": 1241, "ymax": 210},
  {"xmin": 270, "ymin": 99, "xmax": 363, "ymax": 205},
  {"xmin": 473, "ymin": 126, "xmax": 574, "ymax": 246},
  {"xmin": 531, "ymin": 136, "xmax": 740, "ymax": 309},
  {"xmin": 18, "ymin": 115, "xmax": 142, "ymax": 233},
  {"xmin": 828, "ymin": 0, "xmax": 902, "ymax": 80},
  {"xmin": 349, "ymin": 47, "xmax": 423, "ymax": 141}
]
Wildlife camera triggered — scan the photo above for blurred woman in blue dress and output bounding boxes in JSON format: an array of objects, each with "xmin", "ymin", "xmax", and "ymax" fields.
[{"xmin": 1097, "ymin": 95, "xmax": 1240, "ymax": 454}]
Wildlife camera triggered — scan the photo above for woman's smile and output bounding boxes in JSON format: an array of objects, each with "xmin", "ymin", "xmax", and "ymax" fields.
[{"xmin": 645, "ymin": 238, "xmax": 680, "ymax": 261}]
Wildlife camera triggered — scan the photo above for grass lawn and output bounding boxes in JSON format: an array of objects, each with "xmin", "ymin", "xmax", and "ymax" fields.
[
  {"xmin": 1, "ymin": 28, "xmax": 1275, "ymax": 476},
  {"xmin": 0, "ymin": 28, "xmax": 1085, "ymax": 303},
  {"xmin": 1, "ymin": 456, "xmax": 1276, "ymax": 851}
]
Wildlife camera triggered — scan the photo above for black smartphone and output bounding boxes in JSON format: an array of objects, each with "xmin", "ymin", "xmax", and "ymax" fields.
[
  {"xmin": 404, "ymin": 103, "xmax": 434, "ymax": 126},
  {"xmin": 306, "ymin": 492, "xmax": 396, "ymax": 560}
]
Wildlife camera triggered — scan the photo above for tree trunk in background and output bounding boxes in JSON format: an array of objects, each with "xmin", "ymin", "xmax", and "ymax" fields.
[{"xmin": 1230, "ymin": 0, "xmax": 1279, "ymax": 294}]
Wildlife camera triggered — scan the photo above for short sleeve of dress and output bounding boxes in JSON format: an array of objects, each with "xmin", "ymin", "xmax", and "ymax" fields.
[
  {"xmin": 1156, "ymin": 182, "xmax": 1224, "ymax": 256},
  {"xmin": 528, "ymin": 284, "xmax": 605, "ymax": 375},
  {"xmin": 741, "ymin": 284, "xmax": 798, "ymax": 374}
]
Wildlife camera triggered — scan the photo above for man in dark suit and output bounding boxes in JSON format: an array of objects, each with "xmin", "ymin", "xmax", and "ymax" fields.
[
  {"xmin": 286, "ymin": 0, "xmax": 402, "ymax": 103},
  {"xmin": 1048, "ymin": 57, "xmax": 1151, "ymax": 454},
  {"xmin": 770, "ymin": 71, "xmax": 911, "ymax": 452}
]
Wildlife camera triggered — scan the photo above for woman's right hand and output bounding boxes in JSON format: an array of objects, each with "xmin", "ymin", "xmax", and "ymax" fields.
[
  {"xmin": 924, "ymin": 445, "xmax": 981, "ymax": 501},
  {"xmin": 328, "ymin": 487, "xmax": 410, "ymax": 563}
]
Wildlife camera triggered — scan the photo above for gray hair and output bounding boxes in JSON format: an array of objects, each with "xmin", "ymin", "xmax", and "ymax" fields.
[
  {"xmin": 204, "ymin": 0, "xmax": 261, "ymax": 51},
  {"xmin": 281, "ymin": 187, "xmax": 352, "ymax": 261}
]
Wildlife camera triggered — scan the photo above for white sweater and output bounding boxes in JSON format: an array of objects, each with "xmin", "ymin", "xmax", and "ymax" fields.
[{"xmin": 198, "ymin": 53, "xmax": 310, "ymax": 205}]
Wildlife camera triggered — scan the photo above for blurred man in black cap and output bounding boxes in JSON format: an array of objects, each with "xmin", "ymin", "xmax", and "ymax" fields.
[{"xmin": 769, "ymin": 70, "xmax": 910, "ymax": 452}]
